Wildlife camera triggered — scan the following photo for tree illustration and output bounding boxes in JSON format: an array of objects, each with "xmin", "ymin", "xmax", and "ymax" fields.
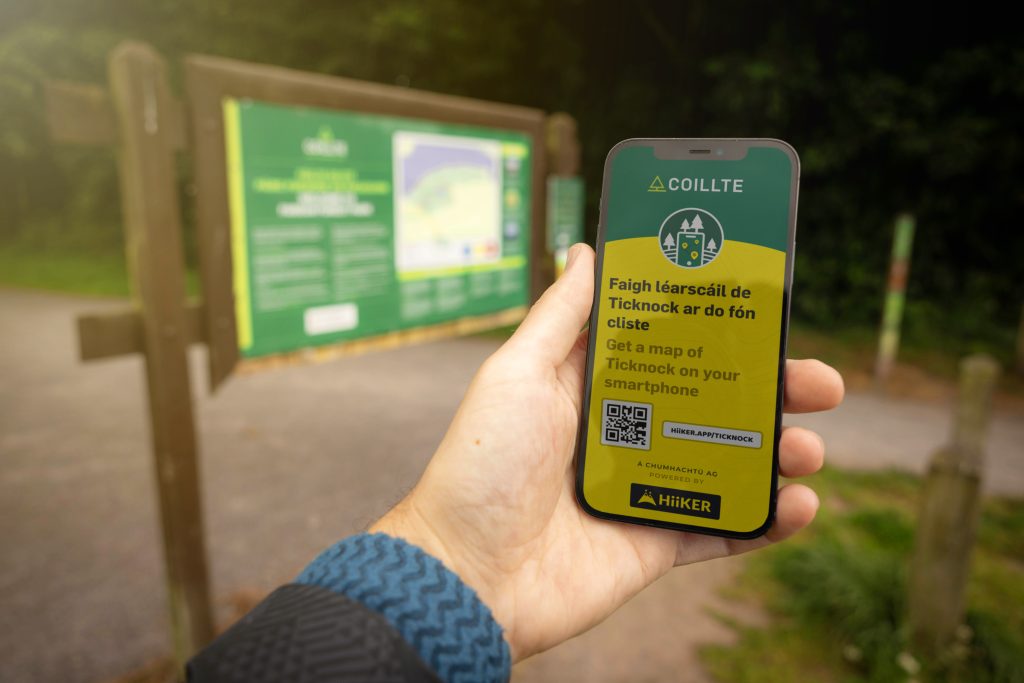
[
  {"xmin": 690, "ymin": 214, "xmax": 704, "ymax": 232},
  {"xmin": 707, "ymin": 238, "xmax": 717, "ymax": 251},
  {"xmin": 663, "ymin": 233, "xmax": 676, "ymax": 250}
]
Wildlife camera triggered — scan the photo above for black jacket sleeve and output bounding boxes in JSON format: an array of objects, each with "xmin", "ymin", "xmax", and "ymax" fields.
[{"xmin": 187, "ymin": 583, "xmax": 441, "ymax": 683}]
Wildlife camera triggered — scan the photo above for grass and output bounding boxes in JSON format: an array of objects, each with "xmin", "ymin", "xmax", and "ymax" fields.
[
  {"xmin": 700, "ymin": 467, "xmax": 1024, "ymax": 683},
  {"xmin": 0, "ymin": 243, "xmax": 131, "ymax": 296},
  {"xmin": 0, "ymin": 242, "xmax": 199, "ymax": 298},
  {"xmin": 702, "ymin": 616, "xmax": 844, "ymax": 683}
]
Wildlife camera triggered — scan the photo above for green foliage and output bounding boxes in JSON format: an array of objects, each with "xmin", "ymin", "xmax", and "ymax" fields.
[
  {"xmin": 702, "ymin": 468, "xmax": 1024, "ymax": 683},
  {"xmin": 977, "ymin": 497, "xmax": 1024, "ymax": 563},
  {"xmin": 702, "ymin": 620, "xmax": 845, "ymax": 683},
  {"xmin": 846, "ymin": 507, "xmax": 915, "ymax": 554},
  {"xmin": 0, "ymin": 1, "xmax": 1020, "ymax": 358},
  {"xmin": 687, "ymin": 8, "xmax": 1024, "ymax": 360},
  {"xmin": 770, "ymin": 536, "xmax": 908, "ymax": 681},
  {"xmin": 967, "ymin": 611, "xmax": 1024, "ymax": 683},
  {"xmin": 0, "ymin": 239, "xmax": 199, "ymax": 297},
  {"xmin": 0, "ymin": 241, "xmax": 130, "ymax": 296}
]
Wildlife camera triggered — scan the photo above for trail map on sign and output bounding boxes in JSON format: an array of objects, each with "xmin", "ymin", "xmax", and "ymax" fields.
[{"xmin": 394, "ymin": 133, "xmax": 503, "ymax": 275}]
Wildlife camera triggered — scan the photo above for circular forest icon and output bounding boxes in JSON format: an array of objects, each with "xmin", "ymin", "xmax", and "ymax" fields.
[{"xmin": 658, "ymin": 208, "xmax": 724, "ymax": 268}]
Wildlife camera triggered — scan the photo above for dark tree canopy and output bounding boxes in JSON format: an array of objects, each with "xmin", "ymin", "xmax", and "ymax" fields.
[{"xmin": 1, "ymin": 0, "xmax": 1021, "ymax": 355}]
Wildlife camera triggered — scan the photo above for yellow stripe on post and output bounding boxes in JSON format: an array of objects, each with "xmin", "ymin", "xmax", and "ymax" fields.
[{"xmin": 223, "ymin": 99, "xmax": 253, "ymax": 350}]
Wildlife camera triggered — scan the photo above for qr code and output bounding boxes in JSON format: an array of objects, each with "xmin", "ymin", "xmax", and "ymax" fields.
[{"xmin": 601, "ymin": 399, "xmax": 652, "ymax": 450}]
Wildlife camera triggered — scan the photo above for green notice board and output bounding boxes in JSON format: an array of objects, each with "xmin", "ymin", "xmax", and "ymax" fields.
[{"xmin": 224, "ymin": 99, "xmax": 532, "ymax": 358}]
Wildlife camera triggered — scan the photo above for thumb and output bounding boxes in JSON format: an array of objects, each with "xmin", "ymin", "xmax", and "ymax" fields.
[{"xmin": 507, "ymin": 243, "xmax": 595, "ymax": 366}]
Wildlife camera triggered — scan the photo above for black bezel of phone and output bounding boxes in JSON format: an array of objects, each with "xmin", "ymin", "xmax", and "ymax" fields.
[{"xmin": 573, "ymin": 138, "xmax": 800, "ymax": 540}]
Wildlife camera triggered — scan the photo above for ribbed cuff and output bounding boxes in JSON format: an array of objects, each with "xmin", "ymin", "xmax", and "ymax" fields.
[{"xmin": 295, "ymin": 533, "xmax": 511, "ymax": 683}]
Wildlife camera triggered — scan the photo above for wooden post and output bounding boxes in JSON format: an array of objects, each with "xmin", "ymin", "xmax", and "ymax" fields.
[
  {"xmin": 908, "ymin": 354, "xmax": 1000, "ymax": 659},
  {"xmin": 875, "ymin": 213, "xmax": 915, "ymax": 387},
  {"xmin": 545, "ymin": 113, "xmax": 582, "ymax": 278},
  {"xmin": 546, "ymin": 112, "xmax": 581, "ymax": 178},
  {"xmin": 108, "ymin": 42, "xmax": 214, "ymax": 673}
]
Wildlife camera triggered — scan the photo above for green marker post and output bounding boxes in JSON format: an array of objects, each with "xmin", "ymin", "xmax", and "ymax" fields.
[{"xmin": 875, "ymin": 213, "xmax": 916, "ymax": 386}]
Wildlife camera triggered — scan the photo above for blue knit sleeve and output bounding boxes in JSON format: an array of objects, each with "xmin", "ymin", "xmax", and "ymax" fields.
[{"xmin": 295, "ymin": 533, "xmax": 511, "ymax": 683}]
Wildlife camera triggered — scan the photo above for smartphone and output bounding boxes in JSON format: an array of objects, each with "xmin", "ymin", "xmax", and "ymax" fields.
[{"xmin": 574, "ymin": 138, "xmax": 799, "ymax": 539}]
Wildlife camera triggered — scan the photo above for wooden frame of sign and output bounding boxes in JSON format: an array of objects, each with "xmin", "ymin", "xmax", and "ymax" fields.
[{"xmin": 184, "ymin": 55, "xmax": 550, "ymax": 389}]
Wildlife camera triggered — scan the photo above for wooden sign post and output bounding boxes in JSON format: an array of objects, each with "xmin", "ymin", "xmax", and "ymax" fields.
[
  {"xmin": 545, "ymin": 113, "xmax": 584, "ymax": 277},
  {"xmin": 47, "ymin": 42, "xmax": 215, "ymax": 674},
  {"xmin": 108, "ymin": 42, "xmax": 216, "ymax": 665}
]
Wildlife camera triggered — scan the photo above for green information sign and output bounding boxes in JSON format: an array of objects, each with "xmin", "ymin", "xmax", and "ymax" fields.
[{"xmin": 223, "ymin": 99, "xmax": 532, "ymax": 358}]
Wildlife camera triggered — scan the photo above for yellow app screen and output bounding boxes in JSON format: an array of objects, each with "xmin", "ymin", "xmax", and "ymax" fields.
[{"xmin": 576, "ymin": 140, "xmax": 799, "ymax": 538}]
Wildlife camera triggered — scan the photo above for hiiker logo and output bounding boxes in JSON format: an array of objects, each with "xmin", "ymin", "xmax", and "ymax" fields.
[
  {"xmin": 636, "ymin": 489, "xmax": 657, "ymax": 506},
  {"xmin": 630, "ymin": 483, "xmax": 721, "ymax": 520}
]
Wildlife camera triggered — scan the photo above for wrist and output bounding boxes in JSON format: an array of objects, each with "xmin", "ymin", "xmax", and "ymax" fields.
[
  {"xmin": 371, "ymin": 500, "xmax": 518, "ymax": 659},
  {"xmin": 370, "ymin": 500, "xmax": 454, "ymax": 568},
  {"xmin": 296, "ymin": 531, "xmax": 512, "ymax": 682}
]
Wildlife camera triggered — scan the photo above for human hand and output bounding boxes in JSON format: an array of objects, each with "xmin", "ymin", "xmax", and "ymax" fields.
[{"xmin": 371, "ymin": 243, "xmax": 844, "ymax": 662}]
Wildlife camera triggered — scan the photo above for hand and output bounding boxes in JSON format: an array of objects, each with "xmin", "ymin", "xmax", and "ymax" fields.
[{"xmin": 371, "ymin": 243, "xmax": 844, "ymax": 661}]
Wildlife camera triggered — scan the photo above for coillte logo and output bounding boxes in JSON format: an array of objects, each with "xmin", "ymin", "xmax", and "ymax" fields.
[
  {"xmin": 303, "ymin": 126, "xmax": 349, "ymax": 157},
  {"xmin": 648, "ymin": 175, "xmax": 744, "ymax": 193}
]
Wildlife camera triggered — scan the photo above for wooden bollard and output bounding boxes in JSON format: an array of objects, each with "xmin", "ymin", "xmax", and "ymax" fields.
[{"xmin": 908, "ymin": 354, "xmax": 1000, "ymax": 659}]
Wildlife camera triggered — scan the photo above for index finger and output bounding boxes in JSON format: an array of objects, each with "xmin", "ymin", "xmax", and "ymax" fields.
[
  {"xmin": 783, "ymin": 359, "xmax": 844, "ymax": 413},
  {"xmin": 506, "ymin": 244, "xmax": 595, "ymax": 367}
]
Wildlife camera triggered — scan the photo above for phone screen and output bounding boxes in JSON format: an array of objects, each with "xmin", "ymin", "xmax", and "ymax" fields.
[{"xmin": 575, "ymin": 139, "xmax": 799, "ymax": 538}]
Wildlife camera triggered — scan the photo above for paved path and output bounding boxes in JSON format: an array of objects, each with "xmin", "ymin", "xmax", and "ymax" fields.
[
  {"xmin": 1, "ymin": 288, "xmax": 1021, "ymax": 682},
  {"xmin": 788, "ymin": 390, "xmax": 1024, "ymax": 496}
]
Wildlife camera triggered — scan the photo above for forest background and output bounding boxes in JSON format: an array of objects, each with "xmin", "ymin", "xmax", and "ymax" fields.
[{"xmin": 1, "ymin": 0, "xmax": 1021, "ymax": 364}]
